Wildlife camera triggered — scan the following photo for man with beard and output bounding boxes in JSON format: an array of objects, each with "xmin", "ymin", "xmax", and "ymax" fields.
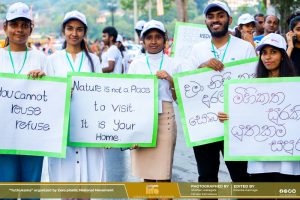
[{"xmin": 185, "ymin": 1, "xmax": 256, "ymax": 184}]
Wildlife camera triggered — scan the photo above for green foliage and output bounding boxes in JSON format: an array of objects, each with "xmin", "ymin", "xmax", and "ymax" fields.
[
  {"xmin": 0, "ymin": 3, "xmax": 7, "ymax": 14},
  {"xmin": 187, "ymin": 0, "xmax": 198, "ymax": 21},
  {"xmin": 270, "ymin": 0, "xmax": 300, "ymax": 33},
  {"xmin": 120, "ymin": 0, "xmax": 174, "ymax": 19},
  {"xmin": 194, "ymin": 0, "xmax": 207, "ymax": 14}
]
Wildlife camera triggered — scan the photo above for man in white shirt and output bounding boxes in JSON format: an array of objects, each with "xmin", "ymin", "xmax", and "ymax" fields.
[
  {"xmin": 101, "ymin": 26, "xmax": 123, "ymax": 74},
  {"xmin": 186, "ymin": 1, "xmax": 256, "ymax": 184}
]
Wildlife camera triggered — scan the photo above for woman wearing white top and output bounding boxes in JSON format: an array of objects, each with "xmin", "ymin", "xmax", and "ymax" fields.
[
  {"xmin": 116, "ymin": 34, "xmax": 130, "ymax": 74},
  {"xmin": 218, "ymin": 33, "xmax": 300, "ymax": 182},
  {"xmin": 128, "ymin": 20, "xmax": 178, "ymax": 182},
  {"xmin": 47, "ymin": 10, "xmax": 105, "ymax": 182},
  {"xmin": 0, "ymin": 2, "xmax": 46, "ymax": 198}
]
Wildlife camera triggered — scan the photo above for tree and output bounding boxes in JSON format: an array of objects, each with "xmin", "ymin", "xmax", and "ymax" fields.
[
  {"xmin": 269, "ymin": 0, "xmax": 300, "ymax": 34},
  {"xmin": 176, "ymin": 0, "xmax": 188, "ymax": 22},
  {"xmin": 0, "ymin": 3, "xmax": 6, "ymax": 14},
  {"xmin": 120, "ymin": 0, "xmax": 174, "ymax": 19},
  {"xmin": 194, "ymin": 0, "xmax": 207, "ymax": 14}
]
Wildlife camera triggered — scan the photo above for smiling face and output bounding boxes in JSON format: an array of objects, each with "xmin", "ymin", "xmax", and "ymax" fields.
[
  {"xmin": 143, "ymin": 29, "xmax": 165, "ymax": 54},
  {"xmin": 4, "ymin": 18, "xmax": 32, "ymax": 45},
  {"xmin": 63, "ymin": 19, "xmax": 86, "ymax": 47},
  {"xmin": 205, "ymin": 9, "xmax": 232, "ymax": 38},
  {"xmin": 260, "ymin": 45, "xmax": 282, "ymax": 76}
]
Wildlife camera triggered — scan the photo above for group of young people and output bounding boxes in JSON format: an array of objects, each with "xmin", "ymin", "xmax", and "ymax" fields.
[
  {"xmin": 185, "ymin": 1, "xmax": 300, "ymax": 185},
  {"xmin": 1, "ymin": 0, "xmax": 300, "ymax": 197},
  {"xmin": 0, "ymin": 1, "xmax": 178, "ymax": 191}
]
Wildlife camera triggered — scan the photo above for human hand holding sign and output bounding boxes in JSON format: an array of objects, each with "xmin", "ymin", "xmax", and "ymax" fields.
[
  {"xmin": 199, "ymin": 58, "xmax": 224, "ymax": 71},
  {"xmin": 27, "ymin": 69, "xmax": 46, "ymax": 79}
]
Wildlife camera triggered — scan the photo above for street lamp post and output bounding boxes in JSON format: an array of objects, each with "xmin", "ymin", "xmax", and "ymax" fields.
[{"xmin": 107, "ymin": 2, "xmax": 117, "ymax": 27}]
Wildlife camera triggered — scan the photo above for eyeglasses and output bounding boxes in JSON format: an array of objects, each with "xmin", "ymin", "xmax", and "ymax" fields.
[{"xmin": 257, "ymin": 21, "xmax": 264, "ymax": 24}]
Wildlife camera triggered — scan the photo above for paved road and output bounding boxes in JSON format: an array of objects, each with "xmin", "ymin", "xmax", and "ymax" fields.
[
  {"xmin": 41, "ymin": 104, "xmax": 232, "ymax": 199},
  {"xmin": 42, "ymin": 105, "xmax": 231, "ymax": 182}
]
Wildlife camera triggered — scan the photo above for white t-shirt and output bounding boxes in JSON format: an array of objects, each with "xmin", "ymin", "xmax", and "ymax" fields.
[
  {"xmin": 46, "ymin": 49, "xmax": 105, "ymax": 182},
  {"xmin": 183, "ymin": 35, "xmax": 256, "ymax": 71},
  {"xmin": 184, "ymin": 35, "xmax": 300, "ymax": 176},
  {"xmin": 121, "ymin": 50, "xmax": 130, "ymax": 74},
  {"xmin": 0, "ymin": 48, "xmax": 47, "ymax": 74},
  {"xmin": 100, "ymin": 50, "xmax": 108, "ymax": 69},
  {"xmin": 47, "ymin": 49, "xmax": 102, "ymax": 76},
  {"xmin": 101, "ymin": 45, "xmax": 122, "ymax": 74},
  {"xmin": 128, "ymin": 51, "xmax": 178, "ymax": 103}
]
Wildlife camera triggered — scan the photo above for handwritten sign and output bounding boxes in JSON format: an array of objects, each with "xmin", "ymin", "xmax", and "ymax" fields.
[
  {"xmin": 171, "ymin": 22, "xmax": 211, "ymax": 66},
  {"xmin": 174, "ymin": 57, "xmax": 258, "ymax": 147},
  {"xmin": 224, "ymin": 77, "xmax": 300, "ymax": 161},
  {"xmin": 68, "ymin": 73, "xmax": 158, "ymax": 148},
  {"xmin": 0, "ymin": 74, "xmax": 70, "ymax": 157}
]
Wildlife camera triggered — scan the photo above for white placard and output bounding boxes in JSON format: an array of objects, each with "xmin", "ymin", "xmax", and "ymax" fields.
[
  {"xmin": 172, "ymin": 22, "xmax": 211, "ymax": 66},
  {"xmin": 174, "ymin": 58, "xmax": 258, "ymax": 147},
  {"xmin": 68, "ymin": 73, "xmax": 158, "ymax": 147},
  {"xmin": 0, "ymin": 74, "xmax": 69, "ymax": 157},
  {"xmin": 225, "ymin": 78, "xmax": 300, "ymax": 161}
]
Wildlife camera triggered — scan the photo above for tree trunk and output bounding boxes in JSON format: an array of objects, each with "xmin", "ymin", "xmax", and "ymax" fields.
[{"xmin": 176, "ymin": 0, "xmax": 188, "ymax": 22}]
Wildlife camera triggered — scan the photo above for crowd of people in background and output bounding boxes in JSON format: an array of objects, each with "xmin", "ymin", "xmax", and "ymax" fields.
[{"xmin": 1, "ymin": 1, "xmax": 300, "ymax": 199}]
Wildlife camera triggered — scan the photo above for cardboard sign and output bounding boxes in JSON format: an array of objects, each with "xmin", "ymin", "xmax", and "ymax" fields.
[
  {"xmin": 0, "ymin": 74, "xmax": 70, "ymax": 157},
  {"xmin": 174, "ymin": 57, "xmax": 258, "ymax": 147},
  {"xmin": 68, "ymin": 73, "xmax": 159, "ymax": 148},
  {"xmin": 224, "ymin": 77, "xmax": 300, "ymax": 161}
]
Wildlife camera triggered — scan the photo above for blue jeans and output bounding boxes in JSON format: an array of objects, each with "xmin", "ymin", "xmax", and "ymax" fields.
[{"xmin": 0, "ymin": 154, "xmax": 44, "ymax": 200}]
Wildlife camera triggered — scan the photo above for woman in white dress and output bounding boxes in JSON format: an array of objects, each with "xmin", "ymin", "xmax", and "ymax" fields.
[{"xmin": 47, "ymin": 10, "xmax": 105, "ymax": 183}]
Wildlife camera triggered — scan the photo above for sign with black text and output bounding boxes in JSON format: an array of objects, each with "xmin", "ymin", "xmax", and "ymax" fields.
[
  {"xmin": 224, "ymin": 77, "xmax": 300, "ymax": 161},
  {"xmin": 171, "ymin": 22, "xmax": 211, "ymax": 66},
  {"xmin": 68, "ymin": 73, "xmax": 158, "ymax": 148},
  {"xmin": 0, "ymin": 74, "xmax": 70, "ymax": 157},
  {"xmin": 174, "ymin": 58, "xmax": 258, "ymax": 147}
]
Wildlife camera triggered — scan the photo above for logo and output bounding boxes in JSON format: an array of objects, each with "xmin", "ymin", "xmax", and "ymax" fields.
[
  {"xmin": 146, "ymin": 185, "xmax": 159, "ymax": 195},
  {"xmin": 279, "ymin": 188, "xmax": 297, "ymax": 194}
]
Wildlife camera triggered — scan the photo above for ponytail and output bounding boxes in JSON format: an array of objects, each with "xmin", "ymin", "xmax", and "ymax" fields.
[
  {"xmin": 4, "ymin": 37, "xmax": 9, "ymax": 47},
  {"xmin": 3, "ymin": 21, "xmax": 9, "ymax": 47},
  {"xmin": 81, "ymin": 39, "xmax": 95, "ymax": 72}
]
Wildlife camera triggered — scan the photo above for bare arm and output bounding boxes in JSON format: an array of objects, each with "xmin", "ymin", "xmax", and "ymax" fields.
[
  {"xmin": 286, "ymin": 31, "xmax": 295, "ymax": 57},
  {"xmin": 102, "ymin": 60, "xmax": 115, "ymax": 73},
  {"xmin": 156, "ymin": 70, "xmax": 177, "ymax": 101}
]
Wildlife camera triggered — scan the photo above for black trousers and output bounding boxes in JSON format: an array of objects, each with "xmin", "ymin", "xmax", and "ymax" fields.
[{"xmin": 193, "ymin": 141, "xmax": 249, "ymax": 182}]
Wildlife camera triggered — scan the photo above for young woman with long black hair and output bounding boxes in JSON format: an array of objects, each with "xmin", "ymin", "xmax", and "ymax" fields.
[
  {"xmin": 47, "ymin": 10, "xmax": 105, "ymax": 182},
  {"xmin": 218, "ymin": 33, "xmax": 300, "ymax": 182}
]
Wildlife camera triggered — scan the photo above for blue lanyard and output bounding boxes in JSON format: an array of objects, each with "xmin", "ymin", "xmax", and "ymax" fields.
[
  {"xmin": 211, "ymin": 35, "xmax": 231, "ymax": 63},
  {"xmin": 145, "ymin": 53, "xmax": 164, "ymax": 75},
  {"xmin": 8, "ymin": 46, "xmax": 28, "ymax": 74}
]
